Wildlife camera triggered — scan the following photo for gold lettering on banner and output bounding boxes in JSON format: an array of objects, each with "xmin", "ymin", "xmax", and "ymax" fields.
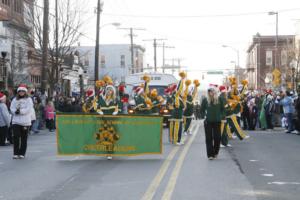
[
  {"xmin": 83, "ymin": 144, "xmax": 136, "ymax": 152},
  {"xmin": 60, "ymin": 119, "xmax": 157, "ymax": 126}
]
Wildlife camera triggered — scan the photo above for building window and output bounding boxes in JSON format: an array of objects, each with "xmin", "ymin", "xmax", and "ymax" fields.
[
  {"xmin": 100, "ymin": 55, "xmax": 105, "ymax": 68},
  {"xmin": 120, "ymin": 55, "xmax": 125, "ymax": 68},
  {"xmin": 266, "ymin": 50, "xmax": 272, "ymax": 66},
  {"xmin": 1, "ymin": 0, "xmax": 10, "ymax": 6},
  {"xmin": 13, "ymin": 0, "xmax": 22, "ymax": 13},
  {"xmin": 281, "ymin": 50, "xmax": 287, "ymax": 66},
  {"xmin": 18, "ymin": 46, "xmax": 23, "ymax": 69},
  {"xmin": 31, "ymin": 75, "xmax": 41, "ymax": 84}
]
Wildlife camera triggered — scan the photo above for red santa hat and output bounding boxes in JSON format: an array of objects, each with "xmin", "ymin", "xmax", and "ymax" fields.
[
  {"xmin": 119, "ymin": 84, "xmax": 125, "ymax": 93},
  {"xmin": 169, "ymin": 84, "xmax": 177, "ymax": 94},
  {"xmin": 266, "ymin": 89, "xmax": 272, "ymax": 94},
  {"xmin": 164, "ymin": 87, "xmax": 170, "ymax": 94},
  {"xmin": 208, "ymin": 84, "xmax": 218, "ymax": 91},
  {"xmin": 85, "ymin": 89, "xmax": 94, "ymax": 98},
  {"xmin": 219, "ymin": 85, "xmax": 227, "ymax": 93},
  {"xmin": 0, "ymin": 92, "xmax": 5, "ymax": 101},
  {"xmin": 121, "ymin": 96, "xmax": 129, "ymax": 103},
  {"xmin": 17, "ymin": 84, "xmax": 28, "ymax": 93},
  {"xmin": 135, "ymin": 86, "xmax": 144, "ymax": 95}
]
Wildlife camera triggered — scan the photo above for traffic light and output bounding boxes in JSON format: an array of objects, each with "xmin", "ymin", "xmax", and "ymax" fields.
[{"xmin": 272, "ymin": 68, "xmax": 281, "ymax": 87}]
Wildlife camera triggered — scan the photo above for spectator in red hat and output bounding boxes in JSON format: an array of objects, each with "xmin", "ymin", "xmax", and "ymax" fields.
[
  {"xmin": 10, "ymin": 84, "xmax": 33, "ymax": 159},
  {"xmin": 0, "ymin": 92, "xmax": 11, "ymax": 146}
]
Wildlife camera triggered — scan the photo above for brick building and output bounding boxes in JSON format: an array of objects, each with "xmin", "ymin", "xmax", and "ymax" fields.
[
  {"xmin": 0, "ymin": 0, "xmax": 36, "ymax": 91},
  {"xmin": 246, "ymin": 34, "xmax": 295, "ymax": 90}
]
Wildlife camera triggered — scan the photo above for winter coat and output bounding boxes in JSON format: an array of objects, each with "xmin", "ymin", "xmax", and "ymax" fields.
[
  {"xmin": 0, "ymin": 103, "xmax": 11, "ymax": 127},
  {"xmin": 200, "ymin": 96, "xmax": 225, "ymax": 123},
  {"xmin": 10, "ymin": 97, "xmax": 33, "ymax": 126},
  {"xmin": 45, "ymin": 105, "xmax": 55, "ymax": 120}
]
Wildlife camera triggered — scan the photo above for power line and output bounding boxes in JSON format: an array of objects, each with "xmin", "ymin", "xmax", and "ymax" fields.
[
  {"xmin": 29, "ymin": 1, "xmax": 96, "ymax": 42},
  {"xmin": 103, "ymin": 7, "xmax": 300, "ymax": 19}
]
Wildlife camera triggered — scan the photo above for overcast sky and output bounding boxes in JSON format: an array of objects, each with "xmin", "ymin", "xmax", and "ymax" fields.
[{"xmin": 47, "ymin": 0, "xmax": 300, "ymax": 84}]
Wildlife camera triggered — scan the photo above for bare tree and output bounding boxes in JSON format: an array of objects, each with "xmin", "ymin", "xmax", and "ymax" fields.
[
  {"xmin": 286, "ymin": 39, "xmax": 300, "ymax": 89},
  {"xmin": 30, "ymin": 0, "xmax": 86, "ymax": 94}
]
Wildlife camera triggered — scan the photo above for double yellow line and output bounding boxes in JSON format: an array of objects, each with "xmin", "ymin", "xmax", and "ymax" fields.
[{"xmin": 141, "ymin": 123, "xmax": 200, "ymax": 200}]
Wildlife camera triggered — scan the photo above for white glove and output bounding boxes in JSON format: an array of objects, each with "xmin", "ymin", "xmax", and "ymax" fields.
[
  {"xmin": 112, "ymin": 111, "xmax": 118, "ymax": 115},
  {"xmin": 97, "ymin": 111, "xmax": 104, "ymax": 115}
]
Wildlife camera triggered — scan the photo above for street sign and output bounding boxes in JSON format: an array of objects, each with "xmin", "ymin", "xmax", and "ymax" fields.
[{"xmin": 207, "ymin": 71, "xmax": 223, "ymax": 75}]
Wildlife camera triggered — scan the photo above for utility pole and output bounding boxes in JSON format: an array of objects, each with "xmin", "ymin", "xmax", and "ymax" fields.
[
  {"xmin": 55, "ymin": 0, "xmax": 59, "ymax": 86},
  {"xmin": 130, "ymin": 28, "xmax": 134, "ymax": 74},
  {"xmin": 143, "ymin": 38, "xmax": 167, "ymax": 72},
  {"xmin": 41, "ymin": 0, "xmax": 49, "ymax": 92},
  {"xmin": 119, "ymin": 27, "xmax": 145, "ymax": 74},
  {"xmin": 94, "ymin": 0, "xmax": 102, "ymax": 92},
  {"xmin": 158, "ymin": 43, "xmax": 175, "ymax": 73}
]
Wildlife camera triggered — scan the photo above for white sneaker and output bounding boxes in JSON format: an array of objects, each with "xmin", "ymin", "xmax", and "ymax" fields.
[
  {"xmin": 227, "ymin": 144, "xmax": 232, "ymax": 147},
  {"xmin": 188, "ymin": 131, "xmax": 193, "ymax": 135},
  {"xmin": 208, "ymin": 157, "xmax": 214, "ymax": 160},
  {"xmin": 183, "ymin": 132, "xmax": 188, "ymax": 136},
  {"xmin": 245, "ymin": 135, "xmax": 250, "ymax": 139},
  {"xmin": 232, "ymin": 135, "xmax": 237, "ymax": 139},
  {"xmin": 107, "ymin": 156, "xmax": 112, "ymax": 160},
  {"xmin": 220, "ymin": 144, "xmax": 225, "ymax": 148},
  {"xmin": 19, "ymin": 155, "xmax": 25, "ymax": 159},
  {"xmin": 292, "ymin": 130, "xmax": 299, "ymax": 134},
  {"xmin": 13, "ymin": 155, "xmax": 18, "ymax": 159},
  {"xmin": 176, "ymin": 142, "xmax": 183, "ymax": 146}
]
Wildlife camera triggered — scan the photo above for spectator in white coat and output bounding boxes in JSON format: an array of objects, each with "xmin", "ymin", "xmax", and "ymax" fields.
[{"xmin": 10, "ymin": 84, "xmax": 33, "ymax": 159}]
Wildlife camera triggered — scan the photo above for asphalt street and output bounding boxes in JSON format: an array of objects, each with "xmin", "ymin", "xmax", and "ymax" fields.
[
  {"xmin": 229, "ymin": 128, "xmax": 300, "ymax": 200},
  {"xmin": 0, "ymin": 121, "xmax": 299, "ymax": 200}
]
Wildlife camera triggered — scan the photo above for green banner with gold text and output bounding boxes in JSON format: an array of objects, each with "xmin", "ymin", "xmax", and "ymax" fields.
[{"xmin": 56, "ymin": 114, "xmax": 163, "ymax": 156}]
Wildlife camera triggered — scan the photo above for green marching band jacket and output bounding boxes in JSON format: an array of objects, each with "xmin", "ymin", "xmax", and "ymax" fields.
[
  {"xmin": 183, "ymin": 94, "xmax": 194, "ymax": 118},
  {"xmin": 166, "ymin": 94, "xmax": 175, "ymax": 116},
  {"xmin": 97, "ymin": 95, "xmax": 118, "ymax": 115},
  {"xmin": 172, "ymin": 95, "xmax": 185, "ymax": 120},
  {"xmin": 151, "ymin": 97, "xmax": 160, "ymax": 115},
  {"xmin": 134, "ymin": 95, "xmax": 151, "ymax": 115},
  {"xmin": 200, "ymin": 96, "xmax": 225, "ymax": 123}
]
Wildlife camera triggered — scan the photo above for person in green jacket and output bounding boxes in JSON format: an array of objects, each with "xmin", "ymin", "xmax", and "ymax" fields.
[
  {"xmin": 183, "ymin": 91, "xmax": 194, "ymax": 135},
  {"xmin": 169, "ymin": 72, "xmax": 186, "ymax": 145},
  {"xmin": 200, "ymin": 86, "xmax": 225, "ymax": 160},
  {"xmin": 134, "ymin": 87, "xmax": 151, "ymax": 115},
  {"xmin": 97, "ymin": 85, "xmax": 119, "ymax": 115},
  {"xmin": 96, "ymin": 84, "xmax": 119, "ymax": 160}
]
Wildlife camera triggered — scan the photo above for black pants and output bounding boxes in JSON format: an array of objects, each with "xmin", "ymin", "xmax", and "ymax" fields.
[
  {"xmin": 13, "ymin": 124, "xmax": 29, "ymax": 156},
  {"xmin": 241, "ymin": 114, "xmax": 250, "ymax": 130},
  {"xmin": 266, "ymin": 114, "xmax": 273, "ymax": 129},
  {"xmin": 204, "ymin": 121, "xmax": 221, "ymax": 158},
  {"xmin": 0, "ymin": 126, "xmax": 8, "ymax": 145},
  {"xmin": 249, "ymin": 116, "xmax": 257, "ymax": 130},
  {"xmin": 46, "ymin": 119, "xmax": 54, "ymax": 130}
]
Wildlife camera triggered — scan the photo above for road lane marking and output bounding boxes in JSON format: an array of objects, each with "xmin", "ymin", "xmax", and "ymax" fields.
[
  {"xmin": 249, "ymin": 160, "xmax": 259, "ymax": 162},
  {"xmin": 141, "ymin": 145, "xmax": 180, "ymax": 200},
  {"xmin": 268, "ymin": 181, "xmax": 300, "ymax": 185},
  {"xmin": 161, "ymin": 124, "xmax": 199, "ymax": 200},
  {"xmin": 261, "ymin": 174, "xmax": 274, "ymax": 177}
]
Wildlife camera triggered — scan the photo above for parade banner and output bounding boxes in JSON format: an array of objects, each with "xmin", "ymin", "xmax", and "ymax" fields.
[{"xmin": 56, "ymin": 114, "xmax": 163, "ymax": 156}]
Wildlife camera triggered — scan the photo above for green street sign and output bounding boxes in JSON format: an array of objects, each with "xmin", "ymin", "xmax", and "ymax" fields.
[{"xmin": 207, "ymin": 71, "xmax": 223, "ymax": 75}]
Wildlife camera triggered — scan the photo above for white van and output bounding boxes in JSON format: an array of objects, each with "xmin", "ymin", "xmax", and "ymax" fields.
[
  {"xmin": 125, "ymin": 72, "xmax": 178, "ymax": 124},
  {"xmin": 125, "ymin": 72, "xmax": 178, "ymax": 96}
]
